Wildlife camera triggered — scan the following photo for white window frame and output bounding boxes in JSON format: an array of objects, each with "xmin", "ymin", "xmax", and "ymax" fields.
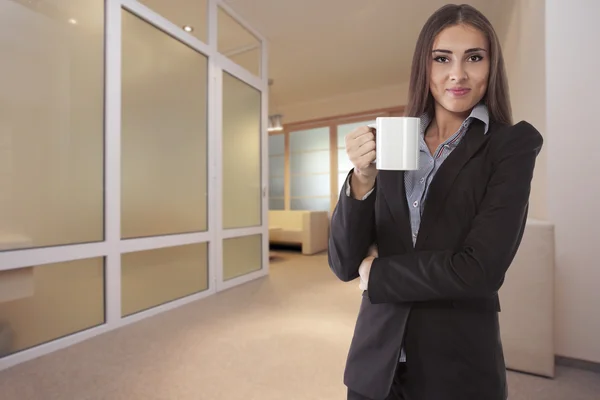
[{"xmin": 0, "ymin": 0, "xmax": 269, "ymax": 371}]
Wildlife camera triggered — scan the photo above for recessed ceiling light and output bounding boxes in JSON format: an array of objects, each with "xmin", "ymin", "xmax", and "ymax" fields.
[
  {"xmin": 183, "ymin": 25, "xmax": 194, "ymax": 32},
  {"xmin": 68, "ymin": 18, "xmax": 77, "ymax": 25}
]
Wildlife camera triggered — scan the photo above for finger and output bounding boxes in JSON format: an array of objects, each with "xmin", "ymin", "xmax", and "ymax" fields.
[
  {"xmin": 347, "ymin": 126, "xmax": 373, "ymax": 141},
  {"xmin": 353, "ymin": 131, "xmax": 375, "ymax": 147},
  {"xmin": 356, "ymin": 150, "xmax": 376, "ymax": 169},
  {"xmin": 352, "ymin": 140, "xmax": 376, "ymax": 159},
  {"xmin": 355, "ymin": 126, "xmax": 375, "ymax": 138},
  {"xmin": 349, "ymin": 144, "xmax": 376, "ymax": 168}
]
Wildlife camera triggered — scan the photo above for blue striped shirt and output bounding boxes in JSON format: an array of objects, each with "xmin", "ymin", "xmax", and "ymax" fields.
[
  {"xmin": 406, "ymin": 104, "xmax": 490, "ymax": 245},
  {"xmin": 346, "ymin": 103, "xmax": 490, "ymax": 362}
]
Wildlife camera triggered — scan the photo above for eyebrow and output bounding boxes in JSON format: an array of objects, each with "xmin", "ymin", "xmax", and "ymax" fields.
[{"xmin": 432, "ymin": 47, "xmax": 488, "ymax": 54}]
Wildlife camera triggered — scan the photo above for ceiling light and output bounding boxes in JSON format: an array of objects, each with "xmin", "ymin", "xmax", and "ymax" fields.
[
  {"xmin": 68, "ymin": 18, "xmax": 77, "ymax": 25},
  {"xmin": 183, "ymin": 25, "xmax": 194, "ymax": 32},
  {"xmin": 268, "ymin": 115, "xmax": 283, "ymax": 132}
]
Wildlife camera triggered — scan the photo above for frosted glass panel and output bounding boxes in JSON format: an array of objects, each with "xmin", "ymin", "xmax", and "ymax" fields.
[
  {"xmin": 337, "ymin": 149, "xmax": 354, "ymax": 174},
  {"xmin": 337, "ymin": 120, "xmax": 375, "ymax": 147},
  {"xmin": 291, "ymin": 151, "xmax": 330, "ymax": 174},
  {"xmin": 269, "ymin": 177, "xmax": 284, "ymax": 197},
  {"xmin": 223, "ymin": 234, "xmax": 262, "ymax": 280},
  {"xmin": 218, "ymin": 7, "xmax": 261, "ymax": 77},
  {"xmin": 121, "ymin": 10, "xmax": 208, "ymax": 239},
  {"xmin": 222, "ymin": 72, "xmax": 262, "ymax": 229},
  {"xmin": 269, "ymin": 155, "xmax": 284, "ymax": 177},
  {"xmin": 121, "ymin": 243, "xmax": 208, "ymax": 317},
  {"xmin": 0, "ymin": 0, "xmax": 104, "ymax": 250},
  {"xmin": 268, "ymin": 134, "xmax": 284, "ymax": 155},
  {"xmin": 269, "ymin": 198, "xmax": 284, "ymax": 210},
  {"xmin": 290, "ymin": 128, "xmax": 330, "ymax": 151},
  {"xmin": 291, "ymin": 198, "xmax": 330, "ymax": 211},
  {"xmin": 0, "ymin": 258, "xmax": 104, "ymax": 357},
  {"xmin": 338, "ymin": 172, "xmax": 349, "ymax": 195},
  {"xmin": 291, "ymin": 174, "xmax": 330, "ymax": 197}
]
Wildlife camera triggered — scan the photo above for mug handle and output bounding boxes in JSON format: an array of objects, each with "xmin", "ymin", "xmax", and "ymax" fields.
[{"xmin": 367, "ymin": 123, "xmax": 377, "ymax": 164}]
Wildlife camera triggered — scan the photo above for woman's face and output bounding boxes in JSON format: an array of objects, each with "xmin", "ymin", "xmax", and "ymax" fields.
[{"xmin": 429, "ymin": 24, "xmax": 490, "ymax": 116}]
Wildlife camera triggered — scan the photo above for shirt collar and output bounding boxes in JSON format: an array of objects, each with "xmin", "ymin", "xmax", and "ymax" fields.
[
  {"xmin": 469, "ymin": 103, "xmax": 490, "ymax": 134},
  {"xmin": 419, "ymin": 103, "xmax": 490, "ymax": 135}
]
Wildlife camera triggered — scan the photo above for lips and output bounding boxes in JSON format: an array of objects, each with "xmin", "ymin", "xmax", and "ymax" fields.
[{"xmin": 447, "ymin": 88, "xmax": 471, "ymax": 96}]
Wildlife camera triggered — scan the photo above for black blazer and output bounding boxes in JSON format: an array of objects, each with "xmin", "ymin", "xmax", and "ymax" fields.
[{"xmin": 328, "ymin": 119, "xmax": 543, "ymax": 400}]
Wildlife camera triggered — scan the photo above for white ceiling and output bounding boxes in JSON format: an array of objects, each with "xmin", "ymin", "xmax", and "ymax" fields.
[
  {"xmin": 5, "ymin": 0, "xmax": 513, "ymax": 109},
  {"xmin": 223, "ymin": 0, "xmax": 511, "ymax": 107}
]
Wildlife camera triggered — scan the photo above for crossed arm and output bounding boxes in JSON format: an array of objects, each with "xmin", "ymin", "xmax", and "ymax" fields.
[{"xmin": 329, "ymin": 123, "xmax": 543, "ymax": 304}]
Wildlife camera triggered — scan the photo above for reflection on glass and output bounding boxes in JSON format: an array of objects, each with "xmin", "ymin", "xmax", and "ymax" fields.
[
  {"xmin": 223, "ymin": 235, "xmax": 262, "ymax": 280},
  {"xmin": 338, "ymin": 172, "xmax": 349, "ymax": 195},
  {"xmin": 291, "ymin": 175, "xmax": 330, "ymax": 198},
  {"xmin": 0, "ymin": 258, "xmax": 105, "ymax": 358},
  {"xmin": 290, "ymin": 128, "xmax": 330, "ymax": 151},
  {"xmin": 269, "ymin": 176, "xmax": 284, "ymax": 198},
  {"xmin": 138, "ymin": 0, "xmax": 208, "ymax": 43},
  {"xmin": 291, "ymin": 198, "xmax": 331, "ymax": 212},
  {"xmin": 222, "ymin": 72, "xmax": 262, "ymax": 229},
  {"xmin": 268, "ymin": 134, "xmax": 284, "ymax": 155},
  {"xmin": 289, "ymin": 128, "xmax": 330, "ymax": 211},
  {"xmin": 121, "ymin": 10, "xmax": 208, "ymax": 239},
  {"xmin": 269, "ymin": 198, "xmax": 284, "ymax": 210},
  {"xmin": 121, "ymin": 243, "xmax": 208, "ymax": 317},
  {"xmin": 338, "ymin": 149, "xmax": 354, "ymax": 175},
  {"xmin": 268, "ymin": 134, "xmax": 285, "ymax": 210},
  {"xmin": 0, "ymin": 0, "xmax": 104, "ymax": 250},
  {"xmin": 269, "ymin": 155, "xmax": 284, "ymax": 176},
  {"xmin": 218, "ymin": 6, "xmax": 261, "ymax": 76},
  {"xmin": 291, "ymin": 151, "xmax": 330, "ymax": 174}
]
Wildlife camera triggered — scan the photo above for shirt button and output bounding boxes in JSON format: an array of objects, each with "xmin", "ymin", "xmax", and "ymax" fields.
[
  {"xmin": 420, "ymin": 177, "xmax": 425, "ymax": 183},
  {"xmin": 413, "ymin": 201, "xmax": 419, "ymax": 208},
  {"xmin": 413, "ymin": 232, "xmax": 418, "ymax": 239}
]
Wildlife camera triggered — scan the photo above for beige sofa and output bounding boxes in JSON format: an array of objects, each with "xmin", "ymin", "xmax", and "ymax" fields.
[
  {"xmin": 268, "ymin": 210, "xmax": 329, "ymax": 255},
  {"xmin": 499, "ymin": 219, "xmax": 555, "ymax": 378}
]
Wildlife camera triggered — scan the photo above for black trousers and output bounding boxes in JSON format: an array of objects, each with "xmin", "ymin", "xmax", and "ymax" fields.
[{"xmin": 347, "ymin": 363, "xmax": 407, "ymax": 400}]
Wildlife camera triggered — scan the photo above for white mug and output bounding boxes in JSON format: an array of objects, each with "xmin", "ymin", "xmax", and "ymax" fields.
[{"xmin": 368, "ymin": 117, "xmax": 420, "ymax": 170}]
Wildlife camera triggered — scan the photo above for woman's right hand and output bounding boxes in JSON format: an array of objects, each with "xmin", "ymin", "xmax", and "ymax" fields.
[
  {"xmin": 345, "ymin": 126, "xmax": 378, "ymax": 197},
  {"xmin": 345, "ymin": 126, "xmax": 378, "ymax": 181}
]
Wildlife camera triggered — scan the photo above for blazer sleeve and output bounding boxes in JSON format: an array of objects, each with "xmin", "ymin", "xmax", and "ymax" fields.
[
  {"xmin": 367, "ymin": 121, "xmax": 543, "ymax": 303},
  {"xmin": 328, "ymin": 170, "xmax": 377, "ymax": 282}
]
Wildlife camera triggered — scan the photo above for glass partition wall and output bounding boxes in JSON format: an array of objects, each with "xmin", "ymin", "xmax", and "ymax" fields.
[
  {"xmin": 268, "ymin": 108, "xmax": 403, "ymax": 213},
  {"xmin": 0, "ymin": 0, "xmax": 268, "ymax": 369}
]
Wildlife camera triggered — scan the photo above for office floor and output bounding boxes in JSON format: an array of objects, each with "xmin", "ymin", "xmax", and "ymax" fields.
[{"xmin": 0, "ymin": 251, "xmax": 599, "ymax": 399}]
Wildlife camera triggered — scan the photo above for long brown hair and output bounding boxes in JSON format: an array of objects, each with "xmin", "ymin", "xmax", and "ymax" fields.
[{"xmin": 405, "ymin": 4, "xmax": 512, "ymax": 125}]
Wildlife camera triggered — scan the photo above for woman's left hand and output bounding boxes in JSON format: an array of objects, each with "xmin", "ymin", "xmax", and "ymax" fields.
[{"xmin": 358, "ymin": 244, "xmax": 378, "ymax": 290}]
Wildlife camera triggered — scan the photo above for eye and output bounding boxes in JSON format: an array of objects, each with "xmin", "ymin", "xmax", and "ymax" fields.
[
  {"xmin": 468, "ymin": 54, "xmax": 484, "ymax": 62},
  {"xmin": 433, "ymin": 56, "xmax": 449, "ymax": 63}
]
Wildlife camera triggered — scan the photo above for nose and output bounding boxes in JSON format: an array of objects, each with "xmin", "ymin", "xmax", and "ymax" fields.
[{"xmin": 450, "ymin": 62, "xmax": 468, "ymax": 82}]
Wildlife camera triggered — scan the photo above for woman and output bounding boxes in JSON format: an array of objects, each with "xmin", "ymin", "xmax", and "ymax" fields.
[{"xmin": 328, "ymin": 4, "xmax": 543, "ymax": 400}]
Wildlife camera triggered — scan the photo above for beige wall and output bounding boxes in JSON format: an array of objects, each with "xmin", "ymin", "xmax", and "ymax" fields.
[
  {"xmin": 502, "ymin": 0, "xmax": 547, "ymax": 221},
  {"xmin": 273, "ymin": 82, "xmax": 409, "ymax": 124},
  {"xmin": 546, "ymin": 0, "xmax": 600, "ymax": 363},
  {"xmin": 502, "ymin": 0, "xmax": 600, "ymax": 363}
]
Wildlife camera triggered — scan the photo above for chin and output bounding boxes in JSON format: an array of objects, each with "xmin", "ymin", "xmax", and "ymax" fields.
[{"xmin": 438, "ymin": 97, "xmax": 479, "ymax": 115}]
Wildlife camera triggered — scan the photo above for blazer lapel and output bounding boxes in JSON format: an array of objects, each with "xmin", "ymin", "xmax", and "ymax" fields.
[
  {"xmin": 416, "ymin": 119, "xmax": 490, "ymax": 248},
  {"xmin": 379, "ymin": 170, "xmax": 414, "ymax": 251}
]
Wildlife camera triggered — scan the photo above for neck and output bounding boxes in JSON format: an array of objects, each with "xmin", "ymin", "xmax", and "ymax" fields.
[{"xmin": 429, "ymin": 103, "xmax": 471, "ymax": 141}]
